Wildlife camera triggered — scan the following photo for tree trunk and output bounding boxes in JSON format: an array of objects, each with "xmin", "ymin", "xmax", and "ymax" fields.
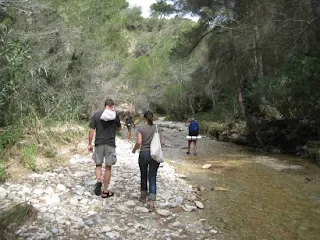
[
  {"xmin": 188, "ymin": 96, "xmax": 195, "ymax": 114},
  {"xmin": 310, "ymin": 0, "xmax": 320, "ymax": 41},
  {"xmin": 236, "ymin": 77, "xmax": 245, "ymax": 118},
  {"xmin": 223, "ymin": 0, "xmax": 230, "ymax": 19},
  {"xmin": 232, "ymin": 60, "xmax": 245, "ymax": 118},
  {"xmin": 208, "ymin": 58, "xmax": 219, "ymax": 108},
  {"xmin": 208, "ymin": 79, "xmax": 216, "ymax": 108},
  {"xmin": 253, "ymin": 25, "xmax": 264, "ymax": 82}
]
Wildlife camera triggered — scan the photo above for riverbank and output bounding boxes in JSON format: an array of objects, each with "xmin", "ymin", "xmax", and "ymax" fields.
[{"xmin": 198, "ymin": 120, "xmax": 320, "ymax": 165}]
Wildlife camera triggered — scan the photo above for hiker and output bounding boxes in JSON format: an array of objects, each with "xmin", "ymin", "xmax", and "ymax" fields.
[
  {"xmin": 124, "ymin": 111, "xmax": 135, "ymax": 140},
  {"xmin": 132, "ymin": 110, "xmax": 162, "ymax": 212},
  {"xmin": 186, "ymin": 118, "xmax": 200, "ymax": 156},
  {"xmin": 88, "ymin": 98, "xmax": 121, "ymax": 198}
]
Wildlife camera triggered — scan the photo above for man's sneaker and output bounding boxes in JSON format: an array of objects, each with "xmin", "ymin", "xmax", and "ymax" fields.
[
  {"xmin": 186, "ymin": 152, "xmax": 190, "ymax": 155},
  {"xmin": 94, "ymin": 181, "xmax": 102, "ymax": 196}
]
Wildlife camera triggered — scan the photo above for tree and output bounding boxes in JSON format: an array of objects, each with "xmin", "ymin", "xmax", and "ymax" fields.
[
  {"xmin": 150, "ymin": 0, "xmax": 175, "ymax": 18},
  {"xmin": 150, "ymin": 0, "xmax": 319, "ymax": 124}
]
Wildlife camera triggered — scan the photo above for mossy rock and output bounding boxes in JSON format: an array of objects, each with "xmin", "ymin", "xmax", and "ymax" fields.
[{"xmin": 199, "ymin": 121, "xmax": 228, "ymax": 139}]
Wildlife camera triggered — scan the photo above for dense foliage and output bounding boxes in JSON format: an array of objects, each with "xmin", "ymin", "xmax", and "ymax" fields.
[
  {"xmin": 150, "ymin": 0, "xmax": 320, "ymax": 156},
  {"xmin": 0, "ymin": 0, "xmax": 197, "ymax": 124},
  {"xmin": 0, "ymin": 0, "xmax": 319, "ymax": 154},
  {"xmin": 151, "ymin": 0, "xmax": 320, "ymax": 121}
]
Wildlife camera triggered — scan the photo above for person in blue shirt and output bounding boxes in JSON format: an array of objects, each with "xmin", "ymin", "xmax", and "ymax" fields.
[{"xmin": 186, "ymin": 118, "xmax": 199, "ymax": 156}]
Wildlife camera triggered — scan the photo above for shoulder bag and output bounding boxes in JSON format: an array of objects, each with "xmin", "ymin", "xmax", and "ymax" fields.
[{"xmin": 150, "ymin": 125, "xmax": 164, "ymax": 163}]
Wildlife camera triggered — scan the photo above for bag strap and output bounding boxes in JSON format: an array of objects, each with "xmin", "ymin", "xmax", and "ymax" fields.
[{"xmin": 155, "ymin": 125, "xmax": 158, "ymax": 133}]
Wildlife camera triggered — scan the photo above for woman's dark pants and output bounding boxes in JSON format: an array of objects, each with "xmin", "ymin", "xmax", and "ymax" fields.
[{"xmin": 138, "ymin": 151, "xmax": 160, "ymax": 201}]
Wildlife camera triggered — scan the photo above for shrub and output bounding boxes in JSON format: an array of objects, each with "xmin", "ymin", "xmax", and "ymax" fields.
[
  {"xmin": 21, "ymin": 144, "xmax": 37, "ymax": 171},
  {"xmin": 0, "ymin": 127, "xmax": 22, "ymax": 155},
  {"xmin": 0, "ymin": 159, "xmax": 7, "ymax": 182},
  {"xmin": 0, "ymin": 202, "xmax": 37, "ymax": 239},
  {"xmin": 43, "ymin": 147, "xmax": 57, "ymax": 158}
]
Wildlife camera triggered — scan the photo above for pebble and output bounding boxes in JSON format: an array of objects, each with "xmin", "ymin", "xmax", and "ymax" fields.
[
  {"xmin": 51, "ymin": 228, "xmax": 58, "ymax": 235},
  {"xmin": 202, "ymin": 164, "xmax": 212, "ymax": 169},
  {"xmin": 157, "ymin": 209, "xmax": 171, "ymax": 217},
  {"xmin": 182, "ymin": 204, "xmax": 197, "ymax": 212},
  {"xmin": 195, "ymin": 201, "xmax": 204, "ymax": 209}
]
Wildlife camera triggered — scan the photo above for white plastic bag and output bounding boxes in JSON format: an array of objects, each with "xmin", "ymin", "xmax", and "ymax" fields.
[
  {"xmin": 150, "ymin": 125, "xmax": 164, "ymax": 163},
  {"xmin": 100, "ymin": 109, "xmax": 116, "ymax": 121}
]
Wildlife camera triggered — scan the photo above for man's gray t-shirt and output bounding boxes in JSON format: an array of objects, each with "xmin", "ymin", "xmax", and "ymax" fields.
[
  {"xmin": 89, "ymin": 111, "xmax": 121, "ymax": 147},
  {"xmin": 137, "ymin": 123, "xmax": 156, "ymax": 152}
]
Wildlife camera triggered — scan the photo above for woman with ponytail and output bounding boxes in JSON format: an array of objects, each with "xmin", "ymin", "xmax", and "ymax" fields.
[{"xmin": 132, "ymin": 110, "xmax": 162, "ymax": 212}]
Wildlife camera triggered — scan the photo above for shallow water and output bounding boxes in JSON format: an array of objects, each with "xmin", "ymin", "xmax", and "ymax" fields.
[{"xmin": 158, "ymin": 122, "xmax": 320, "ymax": 240}]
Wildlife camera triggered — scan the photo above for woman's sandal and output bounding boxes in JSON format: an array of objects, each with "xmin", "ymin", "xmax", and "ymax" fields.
[{"xmin": 101, "ymin": 190, "xmax": 114, "ymax": 198}]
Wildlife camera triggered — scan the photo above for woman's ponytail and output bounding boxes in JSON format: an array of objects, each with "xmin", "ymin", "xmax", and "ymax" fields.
[{"xmin": 143, "ymin": 110, "xmax": 154, "ymax": 126}]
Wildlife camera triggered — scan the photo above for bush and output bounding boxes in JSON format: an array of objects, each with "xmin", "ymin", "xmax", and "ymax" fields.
[
  {"xmin": 200, "ymin": 121, "xmax": 228, "ymax": 139},
  {"xmin": 0, "ymin": 202, "xmax": 37, "ymax": 239},
  {"xmin": 0, "ymin": 159, "xmax": 7, "ymax": 182},
  {"xmin": 257, "ymin": 51, "xmax": 320, "ymax": 121},
  {"xmin": 0, "ymin": 127, "xmax": 22, "ymax": 155},
  {"xmin": 43, "ymin": 147, "xmax": 57, "ymax": 158},
  {"xmin": 21, "ymin": 144, "xmax": 37, "ymax": 171}
]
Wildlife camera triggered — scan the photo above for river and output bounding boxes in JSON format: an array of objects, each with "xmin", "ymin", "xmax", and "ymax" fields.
[{"xmin": 151, "ymin": 120, "xmax": 320, "ymax": 240}]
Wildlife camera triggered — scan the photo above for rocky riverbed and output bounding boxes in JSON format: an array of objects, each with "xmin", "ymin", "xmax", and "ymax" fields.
[
  {"xmin": 2, "ymin": 119, "xmax": 320, "ymax": 240},
  {"xmin": 0, "ymin": 136, "xmax": 219, "ymax": 240}
]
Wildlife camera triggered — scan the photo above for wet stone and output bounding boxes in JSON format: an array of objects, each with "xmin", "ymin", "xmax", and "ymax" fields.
[{"xmin": 194, "ymin": 201, "xmax": 204, "ymax": 209}]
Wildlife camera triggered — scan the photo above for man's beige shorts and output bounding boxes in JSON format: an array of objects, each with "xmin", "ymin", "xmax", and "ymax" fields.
[{"xmin": 92, "ymin": 144, "xmax": 117, "ymax": 166}]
